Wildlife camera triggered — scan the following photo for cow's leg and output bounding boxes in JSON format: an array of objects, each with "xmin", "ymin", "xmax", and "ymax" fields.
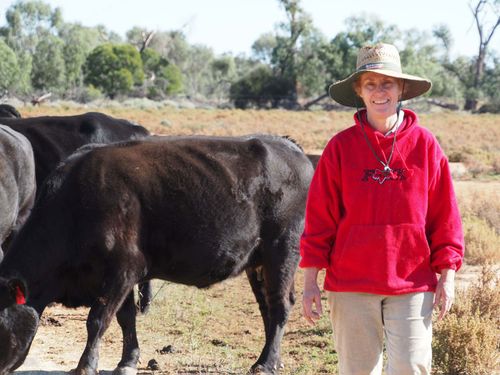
[
  {"xmin": 247, "ymin": 230, "xmax": 300, "ymax": 374},
  {"xmin": 246, "ymin": 267, "xmax": 270, "ymax": 338},
  {"xmin": 114, "ymin": 291, "xmax": 140, "ymax": 375},
  {"xmin": 75, "ymin": 280, "xmax": 136, "ymax": 375}
]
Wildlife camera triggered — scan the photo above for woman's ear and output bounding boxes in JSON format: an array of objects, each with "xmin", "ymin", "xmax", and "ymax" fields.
[{"xmin": 352, "ymin": 80, "xmax": 361, "ymax": 97}]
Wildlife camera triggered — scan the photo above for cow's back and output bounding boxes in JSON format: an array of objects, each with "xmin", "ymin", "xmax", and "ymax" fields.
[{"xmin": 1, "ymin": 112, "xmax": 149, "ymax": 188}]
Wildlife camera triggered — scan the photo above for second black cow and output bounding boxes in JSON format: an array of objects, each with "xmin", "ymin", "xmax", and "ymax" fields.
[
  {"xmin": 0, "ymin": 134, "xmax": 314, "ymax": 375},
  {"xmin": 0, "ymin": 111, "xmax": 149, "ymax": 189}
]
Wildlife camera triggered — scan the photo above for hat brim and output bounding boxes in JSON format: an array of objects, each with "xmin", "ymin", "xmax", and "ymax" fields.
[{"xmin": 328, "ymin": 69, "xmax": 432, "ymax": 107}]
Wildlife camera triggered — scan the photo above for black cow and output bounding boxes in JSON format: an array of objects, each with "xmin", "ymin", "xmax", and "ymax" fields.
[
  {"xmin": 0, "ymin": 134, "xmax": 313, "ymax": 375},
  {"xmin": 0, "ymin": 125, "xmax": 36, "ymax": 262},
  {"xmin": 0, "ymin": 111, "xmax": 149, "ymax": 189},
  {"xmin": 0, "ymin": 111, "xmax": 153, "ymax": 312}
]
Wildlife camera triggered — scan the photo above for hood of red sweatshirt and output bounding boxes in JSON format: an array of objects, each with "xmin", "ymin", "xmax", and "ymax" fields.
[{"xmin": 353, "ymin": 108, "xmax": 418, "ymax": 145}]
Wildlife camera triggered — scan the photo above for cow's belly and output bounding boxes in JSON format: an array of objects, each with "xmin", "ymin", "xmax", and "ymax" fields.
[
  {"xmin": 147, "ymin": 232, "xmax": 262, "ymax": 288},
  {"xmin": 145, "ymin": 199, "xmax": 263, "ymax": 287}
]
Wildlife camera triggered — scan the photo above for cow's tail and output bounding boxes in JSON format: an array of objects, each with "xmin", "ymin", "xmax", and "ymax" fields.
[{"xmin": 137, "ymin": 281, "xmax": 152, "ymax": 314}]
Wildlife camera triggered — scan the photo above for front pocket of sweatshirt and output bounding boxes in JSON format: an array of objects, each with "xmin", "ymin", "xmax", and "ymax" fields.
[{"xmin": 334, "ymin": 223, "xmax": 432, "ymax": 289}]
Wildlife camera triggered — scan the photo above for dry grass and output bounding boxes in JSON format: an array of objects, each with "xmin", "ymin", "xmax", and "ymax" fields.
[
  {"xmin": 433, "ymin": 266, "xmax": 500, "ymax": 375},
  {"xmin": 455, "ymin": 181, "xmax": 500, "ymax": 265},
  {"xmin": 134, "ymin": 272, "xmax": 337, "ymax": 375}
]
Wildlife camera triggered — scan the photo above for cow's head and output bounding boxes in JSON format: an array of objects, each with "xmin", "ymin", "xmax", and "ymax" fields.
[{"xmin": 0, "ymin": 278, "xmax": 39, "ymax": 374}]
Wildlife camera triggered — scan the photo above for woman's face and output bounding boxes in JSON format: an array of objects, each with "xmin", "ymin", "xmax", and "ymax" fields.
[{"xmin": 355, "ymin": 72, "xmax": 403, "ymax": 118}]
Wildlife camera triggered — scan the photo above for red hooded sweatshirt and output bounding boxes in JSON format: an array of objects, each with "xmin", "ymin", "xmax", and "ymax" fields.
[{"xmin": 299, "ymin": 109, "xmax": 464, "ymax": 295}]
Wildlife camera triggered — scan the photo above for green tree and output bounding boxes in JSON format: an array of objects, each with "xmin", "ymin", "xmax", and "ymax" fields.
[
  {"xmin": 433, "ymin": 24, "xmax": 454, "ymax": 59},
  {"xmin": 84, "ymin": 43, "xmax": 144, "ymax": 98},
  {"xmin": 230, "ymin": 65, "xmax": 295, "ymax": 109},
  {"xmin": 160, "ymin": 64, "xmax": 183, "ymax": 95},
  {"xmin": 139, "ymin": 30, "xmax": 191, "ymax": 70},
  {"xmin": 478, "ymin": 56, "xmax": 500, "ymax": 112},
  {"xmin": 293, "ymin": 27, "xmax": 329, "ymax": 97},
  {"xmin": 141, "ymin": 47, "xmax": 183, "ymax": 98},
  {"xmin": 0, "ymin": 39, "xmax": 20, "ymax": 93},
  {"xmin": 272, "ymin": 0, "xmax": 314, "ymax": 105},
  {"xmin": 466, "ymin": 0, "xmax": 499, "ymax": 110},
  {"xmin": 59, "ymin": 23, "xmax": 106, "ymax": 93},
  {"xmin": 442, "ymin": 0, "xmax": 499, "ymax": 110},
  {"xmin": 400, "ymin": 30, "xmax": 461, "ymax": 99},
  {"xmin": 252, "ymin": 33, "xmax": 277, "ymax": 64},
  {"xmin": 1, "ymin": 0, "xmax": 62, "ymax": 54},
  {"xmin": 128, "ymin": 29, "xmax": 199, "ymax": 97},
  {"xmin": 0, "ymin": 0, "xmax": 63, "ymax": 95},
  {"xmin": 210, "ymin": 56, "xmax": 237, "ymax": 101},
  {"xmin": 31, "ymin": 34, "xmax": 66, "ymax": 93},
  {"xmin": 182, "ymin": 44, "xmax": 215, "ymax": 98},
  {"xmin": 247, "ymin": 0, "xmax": 327, "ymax": 107}
]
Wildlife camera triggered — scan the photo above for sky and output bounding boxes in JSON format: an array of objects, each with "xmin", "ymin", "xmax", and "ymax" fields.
[{"xmin": 0, "ymin": 0, "xmax": 497, "ymax": 58}]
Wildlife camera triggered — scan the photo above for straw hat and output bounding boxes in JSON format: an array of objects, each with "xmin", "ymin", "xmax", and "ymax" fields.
[{"xmin": 328, "ymin": 43, "xmax": 432, "ymax": 107}]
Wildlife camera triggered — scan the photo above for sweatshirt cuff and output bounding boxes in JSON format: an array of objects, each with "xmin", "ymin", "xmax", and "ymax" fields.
[
  {"xmin": 433, "ymin": 261, "xmax": 460, "ymax": 274},
  {"xmin": 299, "ymin": 256, "xmax": 329, "ymax": 270}
]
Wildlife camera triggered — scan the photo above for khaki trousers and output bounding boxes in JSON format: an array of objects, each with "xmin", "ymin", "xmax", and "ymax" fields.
[{"xmin": 327, "ymin": 291, "xmax": 433, "ymax": 375}]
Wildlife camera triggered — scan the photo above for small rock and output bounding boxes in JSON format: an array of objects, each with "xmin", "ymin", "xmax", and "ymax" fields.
[
  {"xmin": 41, "ymin": 317, "xmax": 62, "ymax": 327},
  {"xmin": 158, "ymin": 345, "xmax": 175, "ymax": 354},
  {"xmin": 147, "ymin": 359, "xmax": 160, "ymax": 371},
  {"xmin": 210, "ymin": 338, "xmax": 227, "ymax": 347},
  {"xmin": 449, "ymin": 162, "xmax": 468, "ymax": 179}
]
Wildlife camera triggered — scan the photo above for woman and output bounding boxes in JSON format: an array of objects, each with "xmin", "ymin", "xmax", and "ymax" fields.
[{"xmin": 300, "ymin": 43, "xmax": 464, "ymax": 375}]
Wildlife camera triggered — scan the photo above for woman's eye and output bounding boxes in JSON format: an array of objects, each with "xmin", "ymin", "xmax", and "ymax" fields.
[{"xmin": 383, "ymin": 82, "xmax": 395, "ymax": 89}]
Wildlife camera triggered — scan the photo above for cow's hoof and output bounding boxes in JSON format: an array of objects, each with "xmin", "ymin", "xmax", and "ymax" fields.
[
  {"xmin": 73, "ymin": 366, "xmax": 98, "ymax": 375},
  {"xmin": 112, "ymin": 366, "xmax": 137, "ymax": 375},
  {"xmin": 249, "ymin": 363, "xmax": 280, "ymax": 374}
]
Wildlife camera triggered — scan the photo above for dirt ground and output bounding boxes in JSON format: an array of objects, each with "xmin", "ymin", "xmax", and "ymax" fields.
[{"xmin": 12, "ymin": 263, "xmax": 486, "ymax": 375}]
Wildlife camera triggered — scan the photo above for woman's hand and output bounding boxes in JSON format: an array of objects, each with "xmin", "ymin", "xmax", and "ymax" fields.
[
  {"xmin": 302, "ymin": 267, "xmax": 323, "ymax": 325},
  {"xmin": 434, "ymin": 268, "xmax": 455, "ymax": 320}
]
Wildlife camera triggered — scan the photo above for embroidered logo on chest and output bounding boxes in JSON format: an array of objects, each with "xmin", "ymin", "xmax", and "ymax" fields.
[{"xmin": 361, "ymin": 168, "xmax": 408, "ymax": 184}]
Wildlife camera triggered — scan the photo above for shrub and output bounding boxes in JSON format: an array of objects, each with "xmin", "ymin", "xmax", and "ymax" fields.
[
  {"xmin": 433, "ymin": 266, "xmax": 500, "ymax": 374},
  {"xmin": 229, "ymin": 65, "xmax": 295, "ymax": 109},
  {"xmin": 457, "ymin": 189, "xmax": 500, "ymax": 235},
  {"xmin": 77, "ymin": 85, "xmax": 103, "ymax": 103},
  {"xmin": 84, "ymin": 43, "xmax": 144, "ymax": 98},
  {"xmin": 462, "ymin": 215, "xmax": 500, "ymax": 265}
]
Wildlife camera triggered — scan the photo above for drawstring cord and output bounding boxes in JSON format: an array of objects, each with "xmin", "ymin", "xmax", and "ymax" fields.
[
  {"xmin": 357, "ymin": 102, "xmax": 401, "ymax": 174},
  {"xmin": 355, "ymin": 81, "xmax": 405, "ymax": 175}
]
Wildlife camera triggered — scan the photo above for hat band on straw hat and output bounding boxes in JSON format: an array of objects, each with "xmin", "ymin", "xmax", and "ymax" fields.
[{"xmin": 357, "ymin": 61, "xmax": 402, "ymax": 73}]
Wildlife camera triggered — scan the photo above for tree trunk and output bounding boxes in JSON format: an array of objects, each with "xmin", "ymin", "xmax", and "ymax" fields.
[
  {"xmin": 303, "ymin": 93, "xmax": 329, "ymax": 110},
  {"xmin": 464, "ymin": 98, "xmax": 479, "ymax": 111}
]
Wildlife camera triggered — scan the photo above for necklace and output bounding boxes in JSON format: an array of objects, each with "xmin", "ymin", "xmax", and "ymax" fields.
[{"xmin": 359, "ymin": 112, "xmax": 400, "ymax": 183}]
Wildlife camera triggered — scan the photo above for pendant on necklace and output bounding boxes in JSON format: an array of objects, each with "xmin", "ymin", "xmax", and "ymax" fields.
[{"xmin": 371, "ymin": 165, "xmax": 395, "ymax": 184}]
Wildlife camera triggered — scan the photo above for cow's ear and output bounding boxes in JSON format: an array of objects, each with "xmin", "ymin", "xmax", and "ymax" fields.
[{"xmin": 8, "ymin": 279, "xmax": 27, "ymax": 305}]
